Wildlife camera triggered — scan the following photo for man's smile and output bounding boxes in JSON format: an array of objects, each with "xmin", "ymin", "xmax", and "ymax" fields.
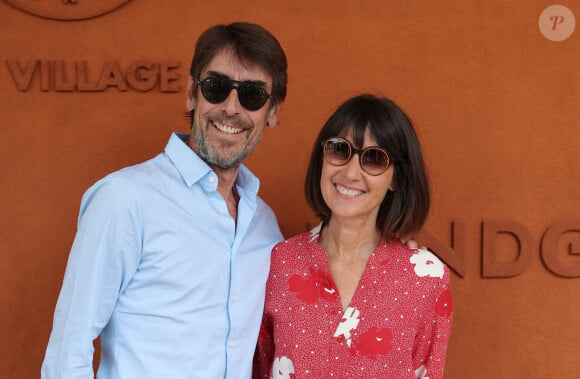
[{"xmin": 212, "ymin": 120, "xmax": 246, "ymax": 135}]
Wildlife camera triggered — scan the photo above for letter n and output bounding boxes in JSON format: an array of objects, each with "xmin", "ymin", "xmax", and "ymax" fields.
[{"xmin": 417, "ymin": 221, "xmax": 466, "ymax": 278}]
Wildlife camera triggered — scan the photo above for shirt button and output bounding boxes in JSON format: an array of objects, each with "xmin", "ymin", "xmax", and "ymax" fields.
[
  {"xmin": 208, "ymin": 177, "xmax": 215, "ymax": 183},
  {"xmin": 229, "ymin": 341, "xmax": 235, "ymax": 348},
  {"xmin": 219, "ymin": 209, "xmax": 225, "ymax": 214},
  {"xmin": 232, "ymin": 295, "xmax": 238, "ymax": 302}
]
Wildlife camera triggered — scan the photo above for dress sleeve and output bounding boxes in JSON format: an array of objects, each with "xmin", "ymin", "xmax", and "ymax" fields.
[
  {"xmin": 253, "ymin": 307, "xmax": 274, "ymax": 379},
  {"xmin": 41, "ymin": 175, "xmax": 142, "ymax": 379},
  {"xmin": 253, "ymin": 242, "xmax": 282, "ymax": 379},
  {"xmin": 412, "ymin": 267, "xmax": 453, "ymax": 379}
]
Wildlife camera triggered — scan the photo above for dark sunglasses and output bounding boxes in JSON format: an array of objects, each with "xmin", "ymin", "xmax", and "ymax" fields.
[
  {"xmin": 196, "ymin": 77, "xmax": 272, "ymax": 111},
  {"xmin": 322, "ymin": 137, "xmax": 391, "ymax": 176}
]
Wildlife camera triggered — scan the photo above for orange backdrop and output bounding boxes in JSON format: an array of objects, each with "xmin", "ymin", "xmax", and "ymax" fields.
[{"xmin": 1, "ymin": 1, "xmax": 578, "ymax": 378}]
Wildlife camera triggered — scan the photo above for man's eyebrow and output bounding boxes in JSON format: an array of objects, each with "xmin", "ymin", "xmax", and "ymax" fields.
[{"xmin": 206, "ymin": 71, "xmax": 267, "ymax": 87}]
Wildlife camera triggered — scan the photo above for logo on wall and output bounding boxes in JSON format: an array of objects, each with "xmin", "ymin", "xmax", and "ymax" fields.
[
  {"xmin": 539, "ymin": 5, "xmax": 575, "ymax": 41},
  {"xmin": 2, "ymin": 0, "xmax": 130, "ymax": 21}
]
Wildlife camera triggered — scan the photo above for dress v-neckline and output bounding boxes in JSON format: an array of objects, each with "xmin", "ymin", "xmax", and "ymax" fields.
[{"xmin": 312, "ymin": 234, "xmax": 383, "ymax": 313}]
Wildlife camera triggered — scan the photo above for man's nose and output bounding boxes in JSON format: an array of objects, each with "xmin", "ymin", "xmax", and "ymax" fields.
[{"xmin": 221, "ymin": 88, "xmax": 243, "ymax": 115}]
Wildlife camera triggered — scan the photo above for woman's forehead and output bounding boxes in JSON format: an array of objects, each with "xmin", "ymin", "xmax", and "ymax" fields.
[{"xmin": 337, "ymin": 124, "xmax": 378, "ymax": 147}]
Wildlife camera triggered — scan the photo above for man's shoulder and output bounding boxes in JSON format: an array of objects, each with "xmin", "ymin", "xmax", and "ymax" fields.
[
  {"xmin": 93, "ymin": 152, "xmax": 169, "ymax": 188},
  {"xmin": 80, "ymin": 153, "xmax": 168, "ymax": 205},
  {"xmin": 115, "ymin": 152, "xmax": 168, "ymax": 179},
  {"xmin": 253, "ymin": 194, "xmax": 275, "ymax": 214},
  {"xmin": 249, "ymin": 195, "xmax": 283, "ymax": 241}
]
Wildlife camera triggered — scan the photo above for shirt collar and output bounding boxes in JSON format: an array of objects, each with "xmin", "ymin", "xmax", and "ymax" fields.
[
  {"xmin": 236, "ymin": 162, "xmax": 260, "ymax": 199},
  {"xmin": 164, "ymin": 132, "xmax": 260, "ymax": 197}
]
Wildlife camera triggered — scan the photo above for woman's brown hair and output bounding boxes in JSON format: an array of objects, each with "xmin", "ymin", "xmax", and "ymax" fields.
[{"xmin": 305, "ymin": 94, "xmax": 430, "ymax": 240}]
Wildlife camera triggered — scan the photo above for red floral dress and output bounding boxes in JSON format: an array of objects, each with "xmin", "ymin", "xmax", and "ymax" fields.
[{"xmin": 253, "ymin": 225, "xmax": 453, "ymax": 379}]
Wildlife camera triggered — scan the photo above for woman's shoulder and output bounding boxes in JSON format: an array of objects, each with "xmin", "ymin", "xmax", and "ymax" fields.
[
  {"xmin": 273, "ymin": 224, "xmax": 322, "ymax": 251},
  {"xmin": 382, "ymin": 238, "xmax": 450, "ymax": 282},
  {"xmin": 270, "ymin": 225, "xmax": 323, "ymax": 271}
]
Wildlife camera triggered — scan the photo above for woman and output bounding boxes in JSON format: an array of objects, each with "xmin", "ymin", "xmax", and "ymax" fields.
[{"xmin": 254, "ymin": 94, "xmax": 452, "ymax": 378}]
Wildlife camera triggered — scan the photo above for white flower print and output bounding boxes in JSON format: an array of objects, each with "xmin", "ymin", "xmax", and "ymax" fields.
[
  {"xmin": 309, "ymin": 223, "xmax": 322, "ymax": 243},
  {"xmin": 272, "ymin": 356, "xmax": 295, "ymax": 379},
  {"xmin": 415, "ymin": 365, "xmax": 429, "ymax": 379},
  {"xmin": 410, "ymin": 249, "xmax": 444, "ymax": 279},
  {"xmin": 333, "ymin": 307, "xmax": 360, "ymax": 347}
]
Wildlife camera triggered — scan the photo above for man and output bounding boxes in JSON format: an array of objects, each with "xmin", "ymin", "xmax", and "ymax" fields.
[{"xmin": 42, "ymin": 22, "xmax": 287, "ymax": 378}]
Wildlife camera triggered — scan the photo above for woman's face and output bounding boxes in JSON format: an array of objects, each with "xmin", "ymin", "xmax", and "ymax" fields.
[{"xmin": 320, "ymin": 127, "xmax": 395, "ymax": 225}]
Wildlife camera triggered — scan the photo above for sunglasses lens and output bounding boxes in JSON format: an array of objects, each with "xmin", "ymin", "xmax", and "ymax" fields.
[
  {"xmin": 324, "ymin": 139, "xmax": 351, "ymax": 165},
  {"xmin": 199, "ymin": 78, "xmax": 270, "ymax": 111},
  {"xmin": 238, "ymin": 83, "xmax": 270, "ymax": 111},
  {"xmin": 323, "ymin": 138, "xmax": 390, "ymax": 175},
  {"xmin": 361, "ymin": 148, "xmax": 390, "ymax": 175},
  {"xmin": 200, "ymin": 78, "xmax": 231, "ymax": 104}
]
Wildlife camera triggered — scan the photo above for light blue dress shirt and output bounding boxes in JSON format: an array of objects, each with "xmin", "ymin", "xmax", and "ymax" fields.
[{"xmin": 41, "ymin": 133, "xmax": 283, "ymax": 379}]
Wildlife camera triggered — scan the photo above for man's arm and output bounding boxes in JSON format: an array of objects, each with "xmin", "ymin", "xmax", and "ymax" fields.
[{"xmin": 41, "ymin": 175, "xmax": 142, "ymax": 378}]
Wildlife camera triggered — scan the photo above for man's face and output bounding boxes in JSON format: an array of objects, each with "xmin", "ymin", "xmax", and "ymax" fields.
[{"xmin": 186, "ymin": 48, "xmax": 281, "ymax": 171}]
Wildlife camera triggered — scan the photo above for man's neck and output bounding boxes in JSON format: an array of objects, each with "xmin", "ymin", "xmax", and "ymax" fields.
[
  {"xmin": 213, "ymin": 165, "xmax": 239, "ymax": 197},
  {"xmin": 213, "ymin": 165, "xmax": 240, "ymax": 222}
]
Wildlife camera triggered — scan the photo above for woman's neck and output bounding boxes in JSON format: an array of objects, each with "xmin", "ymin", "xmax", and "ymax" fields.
[{"xmin": 319, "ymin": 217, "xmax": 382, "ymax": 260}]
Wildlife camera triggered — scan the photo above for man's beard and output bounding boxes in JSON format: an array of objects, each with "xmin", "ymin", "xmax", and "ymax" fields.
[{"xmin": 192, "ymin": 117, "xmax": 263, "ymax": 170}]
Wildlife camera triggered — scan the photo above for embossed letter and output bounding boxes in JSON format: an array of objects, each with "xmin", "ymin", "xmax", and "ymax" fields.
[
  {"xmin": 126, "ymin": 60, "xmax": 157, "ymax": 92},
  {"xmin": 417, "ymin": 221, "xmax": 466, "ymax": 277},
  {"xmin": 482, "ymin": 220, "xmax": 533, "ymax": 278},
  {"xmin": 541, "ymin": 219, "xmax": 580, "ymax": 278},
  {"xmin": 96, "ymin": 61, "xmax": 128, "ymax": 91},
  {"xmin": 6, "ymin": 60, "xmax": 38, "ymax": 91}
]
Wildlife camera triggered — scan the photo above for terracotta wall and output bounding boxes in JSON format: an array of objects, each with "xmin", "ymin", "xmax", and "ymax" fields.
[{"xmin": 1, "ymin": 1, "xmax": 578, "ymax": 377}]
